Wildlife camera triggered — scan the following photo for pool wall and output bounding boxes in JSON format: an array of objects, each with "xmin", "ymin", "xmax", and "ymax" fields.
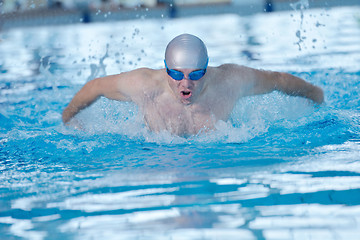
[{"xmin": 0, "ymin": 0, "xmax": 359, "ymax": 31}]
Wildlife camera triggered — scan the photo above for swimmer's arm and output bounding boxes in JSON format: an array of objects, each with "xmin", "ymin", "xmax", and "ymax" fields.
[
  {"xmin": 272, "ymin": 72, "xmax": 324, "ymax": 104},
  {"xmin": 62, "ymin": 70, "xmax": 145, "ymax": 124},
  {"xmin": 236, "ymin": 66, "xmax": 324, "ymax": 104}
]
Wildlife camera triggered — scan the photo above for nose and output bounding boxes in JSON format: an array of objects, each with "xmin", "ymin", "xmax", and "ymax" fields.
[
  {"xmin": 181, "ymin": 76, "xmax": 193, "ymax": 87},
  {"xmin": 183, "ymin": 72, "xmax": 190, "ymax": 80}
]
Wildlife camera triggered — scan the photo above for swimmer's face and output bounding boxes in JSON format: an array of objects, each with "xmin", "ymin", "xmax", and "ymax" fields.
[{"xmin": 166, "ymin": 68, "xmax": 206, "ymax": 104}]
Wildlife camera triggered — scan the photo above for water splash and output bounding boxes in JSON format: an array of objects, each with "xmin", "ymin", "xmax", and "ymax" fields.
[
  {"xmin": 290, "ymin": 0, "xmax": 309, "ymax": 51},
  {"xmin": 87, "ymin": 44, "xmax": 109, "ymax": 81}
]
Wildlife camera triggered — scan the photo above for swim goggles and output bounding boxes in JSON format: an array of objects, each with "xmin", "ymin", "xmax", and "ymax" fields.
[{"xmin": 164, "ymin": 59, "xmax": 208, "ymax": 81}]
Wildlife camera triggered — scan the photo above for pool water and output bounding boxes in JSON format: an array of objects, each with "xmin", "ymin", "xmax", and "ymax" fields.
[{"xmin": 1, "ymin": 4, "xmax": 360, "ymax": 240}]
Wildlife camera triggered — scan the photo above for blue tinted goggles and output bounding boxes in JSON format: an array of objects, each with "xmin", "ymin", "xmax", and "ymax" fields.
[{"xmin": 164, "ymin": 59, "xmax": 208, "ymax": 81}]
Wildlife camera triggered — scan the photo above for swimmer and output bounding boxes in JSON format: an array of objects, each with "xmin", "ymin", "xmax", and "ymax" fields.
[{"xmin": 62, "ymin": 34, "xmax": 324, "ymax": 136}]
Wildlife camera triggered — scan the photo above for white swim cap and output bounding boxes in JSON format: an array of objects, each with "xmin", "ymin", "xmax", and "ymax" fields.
[{"xmin": 165, "ymin": 34, "xmax": 208, "ymax": 69}]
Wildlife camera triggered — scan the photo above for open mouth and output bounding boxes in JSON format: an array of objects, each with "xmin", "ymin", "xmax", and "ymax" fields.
[{"xmin": 180, "ymin": 90, "xmax": 192, "ymax": 99}]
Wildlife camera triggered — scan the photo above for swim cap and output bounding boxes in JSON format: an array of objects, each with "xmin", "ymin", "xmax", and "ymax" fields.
[{"xmin": 165, "ymin": 34, "xmax": 208, "ymax": 69}]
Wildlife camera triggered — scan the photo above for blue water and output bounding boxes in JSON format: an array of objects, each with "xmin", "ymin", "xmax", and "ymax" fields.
[{"xmin": 1, "ymin": 5, "xmax": 360, "ymax": 240}]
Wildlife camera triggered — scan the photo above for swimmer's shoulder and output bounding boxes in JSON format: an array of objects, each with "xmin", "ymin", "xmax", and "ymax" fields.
[
  {"xmin": 128, "ymin": 67, "xmax": 168, "ymax": 91},
  {"xmin": 208, "ymin": 64, "xmax": 249, "ymax": 81},
  {"xmin": 133, "ymin": 67, "xmax": 164, "ymax": 78},
  {"xmin": 212, "ymin": 64, "xmax": 259, "ymax": 81},
  {"xmin": 132, "ymin": 68, "xmax": 167, "ymax": 86},
  {"xmin": 123, "ymin": 67, "xmax": 158, "ymax": 78},
  {"xmin": 113, "ymin": 67, "xmax": 163, "ymax": 84},
  {"xmin": 105, "ymin": 67, "xmax": 161, "ymax": 90},
  {"xmin": 208, "ymin": 64, "xmax": 258, "ymax": 89},
  {"xmin": 214, "ymin": 63, "xmax": 249, "ymax": 72}
]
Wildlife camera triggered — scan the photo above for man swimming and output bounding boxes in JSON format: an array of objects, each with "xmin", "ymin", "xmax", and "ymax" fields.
[{"xmin": 62, "ymin": 34, "xmax": 324, "ymax": 136}]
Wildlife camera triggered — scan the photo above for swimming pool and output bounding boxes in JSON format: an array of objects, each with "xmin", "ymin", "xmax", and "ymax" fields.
[{"xmin": 1, "ymin": 3, "xmax": 360, "ymax": 240}]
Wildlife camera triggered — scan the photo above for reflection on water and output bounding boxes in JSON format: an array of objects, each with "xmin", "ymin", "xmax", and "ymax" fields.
[{"xmin": 0, "ymin": 4, "xmax": 360, "ymax": 240}]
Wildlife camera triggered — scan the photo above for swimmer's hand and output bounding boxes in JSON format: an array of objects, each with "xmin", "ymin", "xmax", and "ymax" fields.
[
  {"xmin": 64, "ymin": 118, "xmax": 84, "ymax": 130},
  {"xmin": 309, "ymin": 85, "xmax": 325, "ymax": 105}
]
